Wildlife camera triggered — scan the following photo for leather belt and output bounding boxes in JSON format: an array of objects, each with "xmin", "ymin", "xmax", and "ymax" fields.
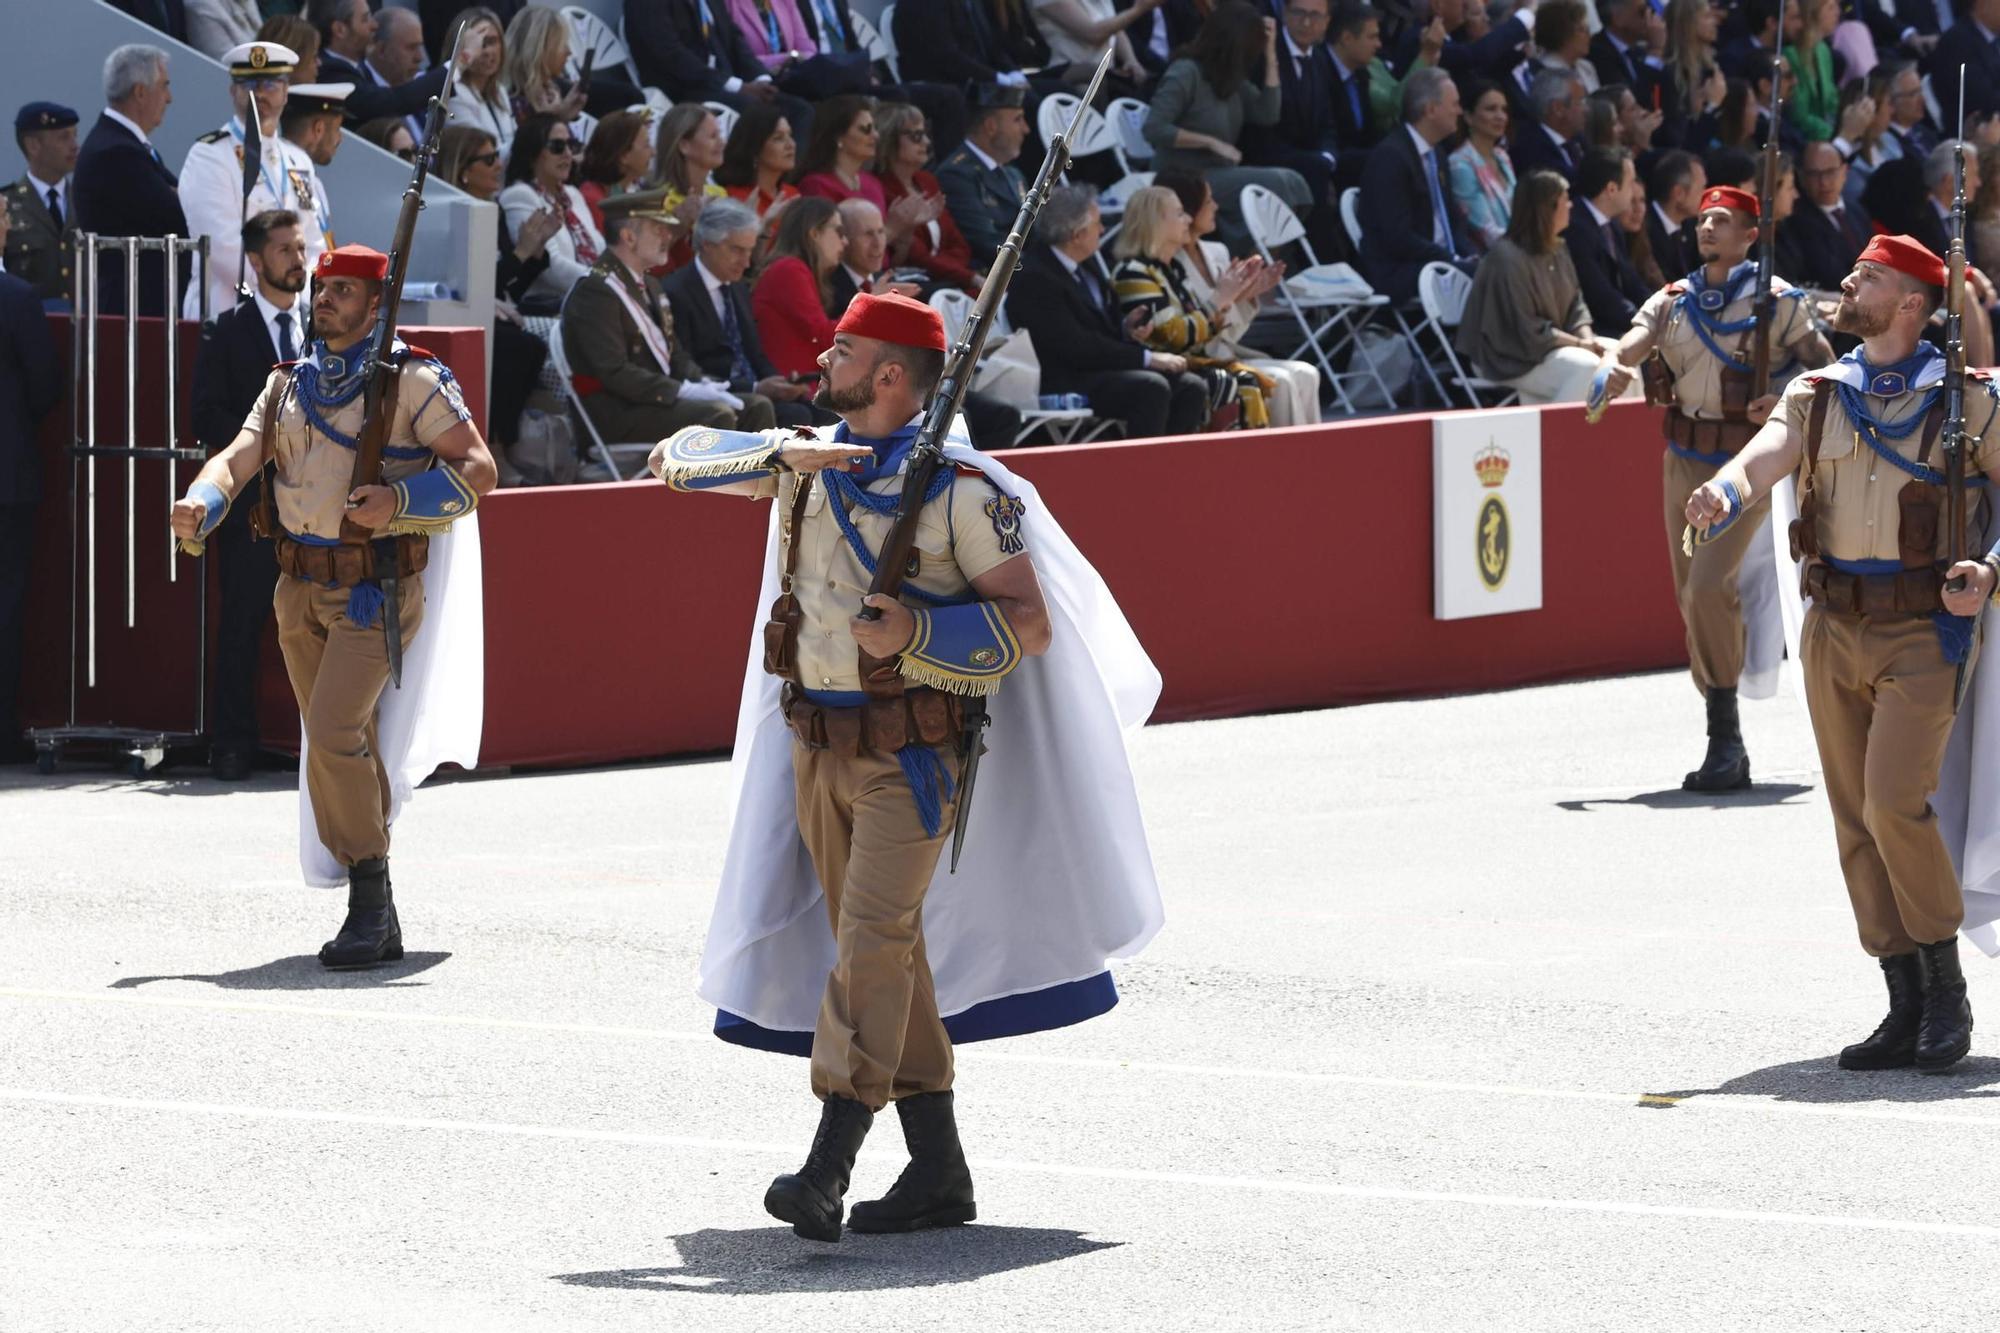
[
  {"xmin": 1665, "ymin": 411, "xmax": 1758, "ymax": 456},
  {"xmin": 274, "ymin": 533, "xmax": 429, "ymax": 587},
  {"xmin": 1803, "ymin": 561, "xmax": 1944, "ymax": 616},
  {"xmin": 781, "ymin": 685, "xmax": 965, "ymax": 755}
]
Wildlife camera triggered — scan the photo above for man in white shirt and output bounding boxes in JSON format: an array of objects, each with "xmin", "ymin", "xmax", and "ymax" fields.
[
  {"xmin": 278, "ymin": 83, "xmax": 351, "ymax": 256},
  {"xmin": 4, "ymin": 101, "xmax": 80, "ymax": 305}
]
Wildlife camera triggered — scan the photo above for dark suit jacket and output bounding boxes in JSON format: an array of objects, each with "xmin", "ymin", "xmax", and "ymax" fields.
[
  {"xmin": 191, "ymin": 297, "xmax": 280, "ymax": 455},
  {"xmin": 1646, "ymin": 207, "xmax": 1696, "ymax": 282},
  {"xmin": 71, "ymin": 113, "xmax": 188, "ymax": 317},
  {"xmin": 628, "ymin": 0, "xmax": 770, "ymax": 100},
  {"xmin": 106, "ymin": 0, "xmax": 186, "ymax": 41},
  {"xmin": 1780, "ymin": 200, "xmax": 1871, "ymax": 291},
  {"xmin": 3, "ymin": 177, "xmax": 73, "ymax": 304},
  {"xmin": 1004, "ymin": 245, "xmax": 1145, "ymax": 395},
  {"xmin": 318, "ymin": 50, "xmax": 451, "ymax": 127},
  {"xmin": 935, "ymin": 144, "xmax": 1025, "ymax": 269},
  {"xmin": 1509, "ymin": 122, "xmax": 1582, "ymax": 186},
  {"xmin": 1256, "ymin": 42, "xmax": 1343, "ymax": 160},
  {"xmin": 0, "ymin": 272, "xmax": 58, "ymax": 505},
  {"xmin": 1394, "ymin": 13, "xmax": 1531, "ymax": 83},
  {"xmin": 892, "ymin": 0, "xmax": 1020, "ymax": 86},
  {"xmin": 1862, "ymin": 0, "xmax": 1949, "ymax": 53},
  {"xmin": 661, "ymin": 261, "xmax": 778, "ymax": 388},
  {"xmin": 1716, "ymin": 33, "xmax": 1777, "ymax": 81},
  {"xmin": 1909, "ymin": 200, "xmax": 1978, "ymax": 274},
  {"xmin": 1565, "ymin": 203, "xmax": 1651, "ymax": 336},
  {"xmin": 1927, "ymin": 20, "xmax": 2000, "ymax": 125},
  {"xmin": 1356, "ymin": 127, "xmax": 1469, "ymax": 303},
  {"xmin": 1591, "ymin": 31, "xmax": 1658, "ymax": 103}
]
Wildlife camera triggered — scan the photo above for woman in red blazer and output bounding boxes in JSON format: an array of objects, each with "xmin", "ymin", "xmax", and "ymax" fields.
[
  {"xmin": 874, "ymin": 103, "xmax": 981, "ymax": 293},
  {"xmin": 750, "ymin": 195, "xmax": 849, "ymax": 380}
]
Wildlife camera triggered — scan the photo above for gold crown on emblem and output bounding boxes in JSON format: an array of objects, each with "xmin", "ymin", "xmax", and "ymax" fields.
[
  {"xmin": 1473, "ymin": 443, "xmax": 1510, "ymax": 488},
  {"xmin": 250, "ymin": 44, "xmax": 268, "ymax": 67}
]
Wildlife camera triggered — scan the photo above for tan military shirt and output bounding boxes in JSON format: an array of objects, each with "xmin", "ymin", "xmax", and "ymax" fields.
[
  {"xmin": 1781, "ymin": 365, "xmax": 2000, "ymax": 562},
  {"xmin": 766, "ymin": 456, "xmax": 1025, "ymax": 694},
  {"xmin": 1633, "ymin": 274, "xmax": 1814, "ymax": 420},
  {"xmin": 242, "ymin": 355, "xmax": 471, "ymax": 539}
]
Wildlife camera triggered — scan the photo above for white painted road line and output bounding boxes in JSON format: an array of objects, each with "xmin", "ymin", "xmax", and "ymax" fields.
[{"xmin": 5, "ymin": 1085, "xmax": 1997, "ymax": 1241}]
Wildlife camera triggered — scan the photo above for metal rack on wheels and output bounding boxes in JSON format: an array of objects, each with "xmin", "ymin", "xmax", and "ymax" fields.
[{"xmin": 30, "ymin": 233, "xmax": 210, "ymax": 777}]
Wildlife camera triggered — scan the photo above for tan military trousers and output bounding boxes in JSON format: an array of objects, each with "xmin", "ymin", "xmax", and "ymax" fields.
[
  {"xmin": 1662, "ymin": 448, "xmax": 1771, "ymax": 693},
  {"xmin": 273, "ymin": 574, "xmax": 425, "ymax": 869},
  {"xmin": 794, "ymin": 739, "xmax": 958, "ymax": 1110},
  {"xmin": 1802, "ymin": 607, "xmax": 1971, "ymax": 956}
]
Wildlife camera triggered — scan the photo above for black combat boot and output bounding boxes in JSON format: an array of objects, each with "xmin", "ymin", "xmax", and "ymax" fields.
[
  {"xmin": 1683, "ymin": 686, "xmax": 1751, "ymax": 792},
  {"xmin": 317, "ymin": 857, "xmax": 403, "ymax": 969},
  {"xmin": 1838, "ymin": 953, "xmax": 1924, "ymax": 1070},
  {"xmin": 764, "ymin": 1095, "xmax": 873, "ymax": 1242},
  {"xmin": 848, "ymin": 1090, "xmax": 978, "ymax": 1234},
  {"xmin": 1916, "ymin": 936, "xmax": 1974, "ymax": 1072}
]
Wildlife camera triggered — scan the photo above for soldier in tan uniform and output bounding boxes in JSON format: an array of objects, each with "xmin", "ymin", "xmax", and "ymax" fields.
[
  {"xmin": 1596, "ymin": 185, "xmax": 1832, "ymax": 790},
  {"xmin": 650, "ymin": 293, "xmax": 1052, "ymax": 1242},
  {"xmin": 170, "ymin": 244, "xmax": 496, "ymax": 968},
  {"xmin": 1689, "ymin": 233, "xmax": 2000, "ymax": 1073}
]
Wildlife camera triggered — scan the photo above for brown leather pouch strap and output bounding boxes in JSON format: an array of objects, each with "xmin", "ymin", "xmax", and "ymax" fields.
[
  {"xmin": 780, "ymin": 473, "xmax": 813, "ymax": 589},
  {"xmin": 1915, "ymin": 400, "xmax": 1947, "ymax": 465}
]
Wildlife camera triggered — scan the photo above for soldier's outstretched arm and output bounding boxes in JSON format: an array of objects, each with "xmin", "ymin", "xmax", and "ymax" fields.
[
  {"xmin": 1685, "ymin": 414, "xmax": 1804, "ymax": 532},
  {"xmin": 169, "ymin": 423, "xmax": 267, "ymax": 545}
]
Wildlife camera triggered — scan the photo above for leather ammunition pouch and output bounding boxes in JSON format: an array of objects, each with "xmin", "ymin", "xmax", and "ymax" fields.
[
  {"xmin": 274, "ymin": 532, "xmax": 429, "ymax": 586},
  {"xmin": 1717, "ymin": 363, "xmax": 1754, "ymax": 420},
  {"xmin": 1665, "ymin": 410, "xmax": 1758, "ymax": 457},
  {"xmin": 1802, "ymin": 561, "xmax": 1945, "ymax": 616},
  {"xmin": 1640, "ymin": 353, "xmax": 1674, "ymax": 409},
  {"xmin": 762, "ymin": 476, "xmax": 815, "ymax": 681},
  {"xmin": 781, "ymin": 683, "xmax": 966, "ymax": 755}
]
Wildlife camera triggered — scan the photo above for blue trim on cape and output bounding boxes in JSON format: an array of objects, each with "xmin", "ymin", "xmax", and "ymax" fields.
[{"xmin": 712, "ymin": 970, "xmax": 1121, "ymax": 1055}]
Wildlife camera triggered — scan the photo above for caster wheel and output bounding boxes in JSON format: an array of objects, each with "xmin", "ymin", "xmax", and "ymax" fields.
[{"xmin": 35, "ymin": 750, "xmax": 55, "ymax": 775}]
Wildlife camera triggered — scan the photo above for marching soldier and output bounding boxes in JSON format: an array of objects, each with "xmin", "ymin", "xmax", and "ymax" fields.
[
  {"xmin": 4, "ymin": 101, "xmax": 79, "ymax": 305},
  {"xmin": 170, "ymin": 244, "xmax": 496, "ymax": 966},
  {"xmin": 1688, "ymin": 234, "xmax": 2000, "ymax": 1073},
  {"xmin": 179, "ymin": 41, "xmax": 327, "ymax": 318},
  {"xmin": 1595, "ymin": 185, "xmax": 1831, "ymax": 790}
]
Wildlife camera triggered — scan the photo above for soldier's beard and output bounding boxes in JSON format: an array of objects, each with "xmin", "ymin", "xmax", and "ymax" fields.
[
  {"xmin": 1832, "ymin": 297, "xmax": 1890, "ymax": 337},
  {"xmin": 815, "ymin": 374, "xmax": 875, "ymax": 413}
]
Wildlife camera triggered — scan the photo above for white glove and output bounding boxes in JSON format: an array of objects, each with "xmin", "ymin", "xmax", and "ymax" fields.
[{"xmin": 679, "ymin": 378, "xmax": 746, "ymax": 412}]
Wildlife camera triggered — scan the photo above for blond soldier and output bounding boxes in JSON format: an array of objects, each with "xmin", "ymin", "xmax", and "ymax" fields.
[
  {"xmin": 171, "ymin": 245, "xmax": 496, "ymax": 968},
  {"xmin": 1688, "ymin": 234, "xmax": 2000, "ymax": 1073},
  {"xmin": 179, "ymin": 41, "xmax": 327, "ymax": 319},
  {"xmin": 650, "ymin": 292, "xmax": 1054, "ymax": 1242},
  {"xmin": 1596, "ymin": 184, "xmax": 1832, "ymax": 790}
]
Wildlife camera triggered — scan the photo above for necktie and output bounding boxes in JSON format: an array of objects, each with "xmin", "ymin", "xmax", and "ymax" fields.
[
  {"xmin": 1075, "ymin": 262, "xmax": 1105, "ymax": 320},
  {"xmin": 718, "ymin": 286, "xmax": 753, "ymax": 385},
  {"xmin": 1347, "ymin": 71, "xmax": 1364, "ymax": 127},
  {"xmin": 814, "ymin": 0, "xmax": 848, "ymax": 48},
  {"xmin": 1562, "ymin": 138, "xmax": 1582, "ymax": 168},
  {"xmin": 1832, "ymin": 204, "xmax": 1853, "ymax": 247},
  {"xmin": 275, "ymin": 310, "xmax": 297, "ymax": 362},
  {"xmin": 1423, "ymin": 148, "xmax": 1452, "ymax": 251},
  {"xmin": 45, "ymin": 187, "xmax": 61, "ymax": 230}
]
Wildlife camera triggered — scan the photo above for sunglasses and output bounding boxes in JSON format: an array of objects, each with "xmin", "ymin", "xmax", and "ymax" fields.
[
  {"xmin": 470, "ymin": 150, "xmax": 501, "ymax": 166},
  {"xmin": 395, "ymin": 147, "xmax": 416, "ymax": 161},
  {"xmin": 545, "ymin": 138, "xmax": 577, "ymax": 154}
]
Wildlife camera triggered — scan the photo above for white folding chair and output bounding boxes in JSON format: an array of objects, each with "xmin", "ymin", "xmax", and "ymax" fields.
[
  {"xmin": 1335, "ymin": 185, "xmax": 1449, "ymax": 407},
  {"xmin": 1105, "ymin": 96, "xmax": 1152, "ymax": 173},
  {"xmin": 1037, "ymin": 94, "xmax": 1122, "ymax": 193},
  {"xmin": 1338, "ymin": 186, "xmax": 1364, "ymax": 252},
  {"xmin": 563, "ymin": 5, "xmax": 641, "ymax": 88},
  {"xmin": 702, "ymin": 100, "xmax": 740, "ymax": 142},
  {"xmin": 873, "ymin": 4, "xmax": 902, "ymax": 82},
  {"xmin": 1240, "ymin": 183, "xmax": 1393, "ymax": 415},
  {"xmin": 1416, "ymin": 261, "xmax": 1519, "ymax": 408},
  {"xmin": 930, "ymin": 289, "xmax": 1108, "ymax": 445},
  {"xmin": 544, "ymin": 322, "xmax": 653, "ymax": 481}
]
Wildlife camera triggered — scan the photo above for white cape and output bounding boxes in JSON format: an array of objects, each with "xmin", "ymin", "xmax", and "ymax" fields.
[
  {"xmin": 1767, "ymin": 487, "xmax": 2000, "ymax": 954},
  {"xmin": 298, "ymin": 515, "xmax": 486, "ymax": 887},
  {"xmin": 696, "ymin": 438, "xmax": 1165, "ymax": 1034}
]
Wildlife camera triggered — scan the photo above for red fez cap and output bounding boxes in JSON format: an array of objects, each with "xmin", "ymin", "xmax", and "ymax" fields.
[
  {"xmin": 834, "ymin": 291, "xmax": 947, "ymax": 352},
  {"xmin": 1698, "ymin": 186, "xmax": 1759, "ymax": 218},
  {"xmin": 1858, "ymin": 233, "xmax": 1947, "ymax": 287},
  {"xmin": 316, "ymin": 244, "xmax": 389, "ymax": 282}
]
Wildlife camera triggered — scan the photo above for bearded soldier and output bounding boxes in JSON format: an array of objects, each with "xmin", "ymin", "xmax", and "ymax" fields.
[
  {"xmin": 1688, "ymin": 234, "xmax": 2000, "ymax": 1072},
  {"xmin": 171, "ymin": 245, "xmax": 496, "ymax": 966},
  {"xmin": 1595, "ymin": 185, "xmax": 1833, "ymax": 790}
]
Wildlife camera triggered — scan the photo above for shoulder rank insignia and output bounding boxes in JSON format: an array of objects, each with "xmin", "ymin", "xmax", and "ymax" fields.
[
  {"xmin": 197, "ymin": 127, "xmax": 230, "ymax": 144},
  {"xmin": 984, "ymin": 492, "xmax": 1027, "ymax": 555}
]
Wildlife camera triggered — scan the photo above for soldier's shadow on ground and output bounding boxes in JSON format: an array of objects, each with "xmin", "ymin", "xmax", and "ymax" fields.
[
  {"xmin": 1556, "ymin": 782, "xmax": 1814, "ymax": 813},
  {"xmin": 107, "ymin": 952, "xmax": 451, "ymax": 991},
  {"xmin": 553, "ymin": 1225, "xmax": 1122, "ymax": 1295},
  {"xmin": 1642, "ymin": 1054, "xmax": 2000, "ymax": 1106}
]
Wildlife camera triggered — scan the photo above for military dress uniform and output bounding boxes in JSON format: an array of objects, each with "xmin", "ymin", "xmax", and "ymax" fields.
[
  {"xmin": 178, "ymin": 42, "xmax": 327, "ymax": 319},
  {"xmin": 3, "ymin": 101, "xmax": 78, "ymax": 305},
  {"xmin": 933, "ymin": 85, "xmax": 1028, "ymax": 269}
]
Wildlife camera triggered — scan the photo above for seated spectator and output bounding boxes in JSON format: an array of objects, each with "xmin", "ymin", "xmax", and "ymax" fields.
[
  {"xmin": 726, "ymin": 0, "xmax": 877, "ymax": 102},
  {"xmin": 1111, "ymin": 185, "xmax": 1280, "ymax": 430},
  {"xmin": 662, "ymin": 197, "xmax": 817, "ymax": 427},
  {"xmin": 1596, "ymin": 83, "xmax": 1662, "ymax": 153},
  {"xmin": 309, "ymin": 0, "xmax": 446, "ymax": 127},
  {"xmin": 445, "ymin": 6, "xmax": 517, "ymax": 158},
  {"xmin": 936, "ymin": 84, "xmax": 1030, "ymax": 271},
  {"xmin": 1004, "ymin": 183, "xmax": 1210, "ymax": 439},
  {"xmin": 1593, "ymin": 0, "xmax": 1660, "ymax": 103},
  {"xmin": 1835, "ymin": 69, "xmax": 1901, "ymax": 206},
  {"xmin": 1357, "ymin": 67, "xmax": 1475, "ymax": 303},
  {"xmin": 1457, "ymin": 168, "xmax": 1614, "ymax": 402},
  {"xmin": 356, "ymin": 117, "xmax": 417, "ymax": 159},
  {"xmin": 1322, "ymin": 2, "xmax": 1389, "ymax": 191},
  {"xmin": 1030, "ymin": 0, "xmax": 1156, "ymax": 95},
  {"xmin": 874, "ymin": 103, "xmax": 979, "ymax": 294},
  {"xmin": 787, "ymin": 0, "xmax": 967, "ymax": 153},
  {"xmin": 657, "ymin": 102, "xmax": 729, "ymax": 220},
  {"xmin": 1783, "ymin": 139, "xmax": 1870, "ymax": 291},
  {"xmin": 1581, "ymin": 91, "xmax": 1621, "ymax": 152},
  {"xmin": 438, "ymin": 124, "xmax": 552, "ymax": 457},
  {"xmin": 1619, "ymin": 176, "xmax": 1663, "ymax": 289},
  {"xmin": 1978, "ymin": 143, "xmax": 2000, "ymax": 291},
  {"xmin": 1389, "ymin": 0, "xmax": 1533, "ymax": 87},
  {"xmin": 624, "ymin": 0, "xmax": 813, "ymax": 129},
  {"xmin": 1658, "ymin": 0, "xmax": 1725, "ymax": 150},
  {"xmin": 1512, "ymin": 69, "xmax": 1586, "ymax": 184},
  {"xmin": 1710, "ymin": 77, "xmax": 1759, "ymax": 152},
  {"xmin": 893, "ymin": 0, "xmax": 1037, "ymax": 102},
  {"xmin": 1565, "ymin": 144, "xmax": 1650, "ymax": 336},
  {"xmin": 257, "ymin": 15, "xmax": 323, "ymax": 84},
  {"xmin": 1718, "ymin": 0, "xmax": 1779, "ymax": 82},
  {"xmin": 366, "ymin": 7, "xmax": 436, "ymax": 145},
  {"xmin": 1244, "ymin": 0, "xmax": 1341, "ymax": 207},
  {"xmin": 796, "ymin": 94, "xmax": 888, "ymax": 211},
  {"xmin": 1912, "ymin": 138, "xmax": 1978, "ymax": 268},
  {"xmin": 716, "ymin": 102, "xmax": 801, "ymax": 229},
  {"xmin": 829, "ymin": 197, "xmax": 920, "ymax": 308},
  {"xmin": 1534, "ymin": 0, "xmax": 1600, "ymax": 93},
  {"xmin": 751, "ymin": 195, "xmax": 847, "ymax": 379},
  {"xmin": 1142, "ymin": 1, "xmax": 1314, "ymax": 254},
  {"xmin": 74, "ymin": 44, "xmax": 189, "ymax": 317},
  {"xmin": 1881, "ymin": 59, "xmax": 1940, "ymax": 162},
  {"xmin": 578, "ymin": 109, "xmax": 655, "ymax": 234},
  {"xmin": 1154, "ymin": 170, "xmax": 1320, "ymax": 425},
  {"xmin": 1448, "ymin": 79, "xmax": 1516, "ymax": 252},
  {"xmin": 1785, "ymin": 0, "xmax": 1842, "ymax": 143},
  {"xmin": 1645, "ymin": 149, "xmax": 1705, "ymax": 280},
  {"xmin": 500, "ymin": 113, "xmax": 603, "ymax": 312},
  {"xmin": 504, "ymin": 6, "xmax": 590, "ymax": 139},
  {"xmin": 563, "ymin": 187, "xmax": 775, "ymax": 452}
]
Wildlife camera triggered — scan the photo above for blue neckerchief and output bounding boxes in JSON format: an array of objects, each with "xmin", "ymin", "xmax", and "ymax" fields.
[
  {"xmin": 835, "ymin": 419, "xmax": 920, "ymax": 485},
  {"xmin": 1829, "ymin": 345, "xmax": 1969, "ymax": 486},
  {"xmin": 817, "ymin": 420, "xmax": 958, "ymax": 605},
  {"xmin": 289, "ymin": 334, "xmax": 430, "ymax": 460},
  {"xmin": 1677, "ymin": 261, "xmax": 1760, "ymax": 368}
]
